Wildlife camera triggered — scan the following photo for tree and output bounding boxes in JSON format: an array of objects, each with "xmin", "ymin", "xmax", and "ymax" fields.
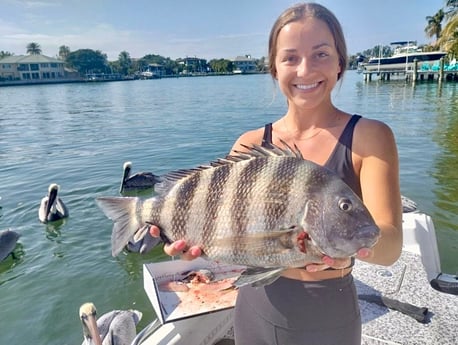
[
  {"xmin": 438, "ymin": 0, "xmax": 458, "ymax": 56},
  {"xmin": 439, "ymin": 16, "xmax": 458, "ymax": 56},
  {"xmin": 0, "ymin": 51, "xmax": 13, "ymax": 59},
  {"xmin": 208, "ymin": 59, "xmax": 233, "ymax": 73},
  {"xmin": 26, "ymin": 42, "xmax": 42, "ymax": 55},
  {"xmin": 59, "ymin": 45, "xmax": 71, "ymax": 61},
  {"xmin": 66, "ymin": 49, "xmax": 109, "ymax": 75},
  {"xmin": 117, "ymin": 51, "xmax": 132, "ymax": 75},
  {"xmin": 425, "ymin": 9, "xmax": 445, "ymax": 42}
]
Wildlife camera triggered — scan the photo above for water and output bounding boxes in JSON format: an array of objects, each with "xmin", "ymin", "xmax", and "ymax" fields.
[{"xmin": 0, "ymin": 72, "xmax": 457, "ymax": 344}]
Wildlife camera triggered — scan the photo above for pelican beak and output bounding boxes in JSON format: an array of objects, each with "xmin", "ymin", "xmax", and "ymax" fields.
[
  {"xmin": 45, "ymin": 187, "xmax": 58, "ymax": 219},
  {"xmin": 82, "ymin": 313, "xmax": 103, "ymax": 345}
]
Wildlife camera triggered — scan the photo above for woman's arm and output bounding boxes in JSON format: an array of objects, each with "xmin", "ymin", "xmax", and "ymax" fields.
[{"xmin": 355, "ymin": 118, "xmax": 403, "ymax": 266}]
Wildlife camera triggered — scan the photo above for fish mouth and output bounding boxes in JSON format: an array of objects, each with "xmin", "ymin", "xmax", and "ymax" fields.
[
  {"xmin": 355, "ymin": 225, "xmax": 380, "ymax": 246},
  {"xmin": 304, "ymin": 224, "xmax": 380, "ymax": 259}
]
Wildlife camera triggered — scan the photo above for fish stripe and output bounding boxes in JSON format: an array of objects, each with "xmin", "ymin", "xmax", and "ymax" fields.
[
  {"xmin": 200, "ymin": 164, "xmax": 233, "ymax": 251},
  {"xmin": 169, "ymin": 172, "xmax": 201, "ymax": 240},
  {"xmin": 260, "ymin": 158, "xmax": 298, "ymax": 265},
  {"xmin": 228, "ymin": 157, "xmax": 269, "ymax": 259}
]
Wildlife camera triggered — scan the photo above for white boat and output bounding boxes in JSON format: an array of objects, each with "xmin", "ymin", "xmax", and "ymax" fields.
[
  {"xmin": 362, "ymin": 41, "xmax": 447, "ymax": 72},
  {"xmin": 132, "ymin": 198, "xmax": 458, "ymax": 345}
]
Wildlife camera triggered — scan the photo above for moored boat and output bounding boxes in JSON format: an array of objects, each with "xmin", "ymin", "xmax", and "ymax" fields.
[
  {"xmin": 132, "ymin": 198, "xmax": 458, "ymax": 345},
  {"xmin": 361, "ymin": 41, "xmax": 447, "ymax": 72}
]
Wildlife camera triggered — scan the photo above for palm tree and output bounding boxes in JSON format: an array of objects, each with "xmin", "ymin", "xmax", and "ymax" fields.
[
  {"xmin": 438, "ymin": 0, "xmax": 458, "ymax": 56},
  {"xmin": 0, "ymin": 51, "xmax": 13, "ymax": 59},
  {"xmin": 26, "ymin": 42, "xmax": 42, "ymax": 55},
  {"xmin": 58, "ymin": 45, "xmax": 70, "ymax": 61},
  {"xmin": 425, "ymin": 9, "xmax": 445, "ymax": 42}
]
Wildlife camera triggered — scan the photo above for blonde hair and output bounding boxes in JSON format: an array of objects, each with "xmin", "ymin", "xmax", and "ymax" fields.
[{"xmin": 268, "ymin": 2, "xmax": 348, "ymax": 80}]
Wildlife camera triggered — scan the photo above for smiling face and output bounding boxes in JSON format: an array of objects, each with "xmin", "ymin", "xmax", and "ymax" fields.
[{"xmin": 274, "ymin": 18, "xmax": 341, "ymax": 111}]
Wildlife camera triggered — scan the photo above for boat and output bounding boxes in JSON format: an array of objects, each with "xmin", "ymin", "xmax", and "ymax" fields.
[
  {"xmin": 361, "ymin": 41, "xmax": 447, "ymax": 73},
  {"xmin": 131, "ymin": 198, "xmax": 458, "ymax": 345}
]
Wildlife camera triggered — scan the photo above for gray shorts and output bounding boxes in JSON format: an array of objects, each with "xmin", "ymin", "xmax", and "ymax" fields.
[{"xmin": 234, "ymin": 274, "xmax": 361, "ymax": 345}]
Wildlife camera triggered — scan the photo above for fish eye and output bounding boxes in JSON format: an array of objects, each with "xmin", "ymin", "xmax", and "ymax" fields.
[{"xmin": 338, "ymin": 198, "xmax": 353, "ymax": 212}]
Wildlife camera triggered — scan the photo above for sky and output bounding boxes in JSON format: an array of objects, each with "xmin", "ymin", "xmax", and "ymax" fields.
[{"xmin": 0, "ymin": 0, "xmax": 447, "ymax": 61}]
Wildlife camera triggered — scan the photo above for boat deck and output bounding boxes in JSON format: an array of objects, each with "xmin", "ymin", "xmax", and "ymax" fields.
[
  {"xmin": 354, "ymin": 251, "xmax": 457, "ymax": 344},
  {"xmin": 136, "ymin": 212, "xmax": 457, "ymax": 345}
]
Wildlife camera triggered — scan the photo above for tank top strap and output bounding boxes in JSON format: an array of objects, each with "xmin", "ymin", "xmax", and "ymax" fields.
[
  {"xmin": 338, "ymin": 114, "xmax": 362, "ymax": 147},
  {"xmin": 325, "ymin": 114, "xmax": 362, "ymax": 197},
  {"xmin": 262, "ymin": 123, "xmax": 273, "ymax": 147}
]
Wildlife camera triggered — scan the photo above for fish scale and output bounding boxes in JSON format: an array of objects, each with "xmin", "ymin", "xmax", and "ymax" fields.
[{"xmin": 97, "ymin": 142, "xmax": 380, "ymax": 287}]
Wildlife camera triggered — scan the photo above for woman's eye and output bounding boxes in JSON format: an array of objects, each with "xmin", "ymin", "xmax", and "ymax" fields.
[{"xmin": 280, "ymin": 55, "xmax": 297, "ymax": 63}]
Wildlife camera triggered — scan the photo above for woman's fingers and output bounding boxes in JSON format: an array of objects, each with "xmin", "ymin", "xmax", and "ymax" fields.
[{"xmin": 150, "ymin": 226, "xmax": 202, "ymax": 260}]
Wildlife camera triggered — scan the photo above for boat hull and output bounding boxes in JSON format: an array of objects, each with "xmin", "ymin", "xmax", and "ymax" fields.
[{"xmin": 363, "ymin": 52, "xmax": 446, "ymax": 72}]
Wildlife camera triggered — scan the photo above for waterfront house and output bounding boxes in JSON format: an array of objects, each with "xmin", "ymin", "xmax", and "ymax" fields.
[
  {"xmin": 0, "ymin": 54, "xmax": 80, "ymax": 84},
  {"xmin": 140, "ymin": 63, "xmax": 165, "ymax": 79},
  {"xmin": 232, "ymin": 55, "xmax": 258, "ymax": 74},
  {"xmin": 177, "ymin": 57, "xmax": 208, "ymax": 74}
]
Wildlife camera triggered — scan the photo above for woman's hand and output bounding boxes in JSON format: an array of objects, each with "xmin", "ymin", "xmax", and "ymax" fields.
[
  {"xmin": 149, "ymin": 225, "xmax": 201, "ymax": 260},
  {"xmin": 304, "ymin": 248, "xmax": 373, "ymax": 272}
]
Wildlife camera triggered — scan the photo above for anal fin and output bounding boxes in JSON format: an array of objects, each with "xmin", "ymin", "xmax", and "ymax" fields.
[{"xmin": 234, "ymin": 267, "xmax": 285, "ymax": 288}]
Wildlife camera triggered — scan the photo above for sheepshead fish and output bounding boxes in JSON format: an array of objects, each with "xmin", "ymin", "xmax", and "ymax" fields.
[{"xmin": 96, "ymin": 142, "xmax": 380, "ymax": 287}]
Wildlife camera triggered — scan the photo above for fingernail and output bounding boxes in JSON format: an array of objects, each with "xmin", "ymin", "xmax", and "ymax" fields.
[
  {"xmin": 174, "ymin": 241, "xmax": 186, "ymax": 251},
  {"xmin": 190, "ymin": 248, "xmax": 200, "ymax": 256}
]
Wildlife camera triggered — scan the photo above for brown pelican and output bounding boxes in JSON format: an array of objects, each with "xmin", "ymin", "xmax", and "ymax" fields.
[
  {"xmin": 79, "ymin": 302, "xmax": 142, "ymax": 345},
  {"xmin": 0, "ymin": 229, "xmax": 20, "ymax": 261},
  {"xmin": 38, "ymin": 183, "xmax": 69, "ymax": 223},
  {"xmin": 119, "ymin": 161, "xmax": 160, "ymax": 194},
  {"xmin": 401, "ymin": 195, "xmax": 417, "ymax": 213}
]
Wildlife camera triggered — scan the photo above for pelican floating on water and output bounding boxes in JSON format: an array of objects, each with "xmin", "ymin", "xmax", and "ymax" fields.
[
  {"xmin": 119, "ymin": 161, "xmax": 160, "ymax": 194},
  {"xmin": 79, "ymin": 302, "xmax": 142, "ymax": 345},
  {"xmin": 38, "ymin": 183, "xmax": 69, "ymax": 223},
  {"xmin": 0, "ymin": 229, "xmax": 21, "ymax": 261}
]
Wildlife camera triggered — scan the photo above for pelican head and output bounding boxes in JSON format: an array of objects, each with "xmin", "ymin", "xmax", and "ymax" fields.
[
  {"xmin": 119, "ymin": 161, "xmax": 133, "ymax": 193},
  {"xmin": 38, "ymin": 183, "xmax": 69, "ymax": 223},
  {"xmin": 80, "ymin": 302, "xmax": 103, "ymax": 345},
  {"xmin": 119, "ymin": 161, "xmax": 160, "ymax": 194},
  {"xmin": 79, "ymin": 302, "xmax": 142, "ymax": 345}
]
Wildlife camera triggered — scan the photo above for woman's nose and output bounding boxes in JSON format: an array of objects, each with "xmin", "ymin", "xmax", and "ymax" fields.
[{"xmin": 297, "ymin": 57, "xmax": 311, "ymax": 76}]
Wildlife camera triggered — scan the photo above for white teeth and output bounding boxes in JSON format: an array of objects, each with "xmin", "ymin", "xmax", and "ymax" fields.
[{"xmin": 296, "ymin": 82, "xmax": 318, "ymax": 90}]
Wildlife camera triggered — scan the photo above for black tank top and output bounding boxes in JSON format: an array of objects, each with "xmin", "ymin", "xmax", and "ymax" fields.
[{"xmin": 262, "ymin": 114, "xmax": 362, "ymax": 197}]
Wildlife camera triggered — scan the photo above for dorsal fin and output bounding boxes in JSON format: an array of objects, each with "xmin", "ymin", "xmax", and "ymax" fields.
[
  {"xmin": 155, "ymin": 141, "xmax": 303, "ymax": 194},
  {"xmin": 237, "ymin": 140, "xmax": 303, "ymax": 159}
]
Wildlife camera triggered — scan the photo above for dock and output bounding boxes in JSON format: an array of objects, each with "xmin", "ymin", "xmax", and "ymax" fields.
[{"xmin": 362, "ymin": 58, "xmax": 458, "ymax": 83}]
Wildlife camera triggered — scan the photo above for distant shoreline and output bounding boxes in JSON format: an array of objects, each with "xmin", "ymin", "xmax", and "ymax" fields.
[{"xmin": 0, "ymin": 71, "xmax": 268, "ymax": 87}]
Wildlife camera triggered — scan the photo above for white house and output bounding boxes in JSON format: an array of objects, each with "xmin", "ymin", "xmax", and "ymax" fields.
[{"xmin": 0, "ymin": 54, "xmax": 73, "ymax": 82}]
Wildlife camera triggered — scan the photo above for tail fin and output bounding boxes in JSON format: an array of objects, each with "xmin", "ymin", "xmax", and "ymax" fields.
[{"xmin": 96, "ymin": 196, "xmax": 144, "ymax": 256}]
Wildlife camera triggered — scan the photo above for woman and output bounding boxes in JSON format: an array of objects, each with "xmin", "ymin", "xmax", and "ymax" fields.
[{"xmin": 151, "ymin": 3, "xmax": 402, "ymax": 344}]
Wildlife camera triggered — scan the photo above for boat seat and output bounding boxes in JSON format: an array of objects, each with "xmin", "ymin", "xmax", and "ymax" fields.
[{"xmin": 420, "ymin": 63, "xmax": 430, "ymax": 71}]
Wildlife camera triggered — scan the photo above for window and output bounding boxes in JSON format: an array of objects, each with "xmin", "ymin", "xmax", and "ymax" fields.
[
  {"xmin": 30, "ymin": 64, "xmax": 39, "ymax": 71},
  {"xmin": 18, "ymin": 64, "xmax": 29, "ymax": 71}
]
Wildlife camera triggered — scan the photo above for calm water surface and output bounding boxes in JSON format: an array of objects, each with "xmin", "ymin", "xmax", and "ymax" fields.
[{"xmin": 1, "ymin": 72, "xmax": 457, "ymax": 344}]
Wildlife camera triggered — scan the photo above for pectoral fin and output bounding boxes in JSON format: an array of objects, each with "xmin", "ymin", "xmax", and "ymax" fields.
[{"xmin": 214, "ymin": 226, "xmax": 303, "ymax": 251}]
